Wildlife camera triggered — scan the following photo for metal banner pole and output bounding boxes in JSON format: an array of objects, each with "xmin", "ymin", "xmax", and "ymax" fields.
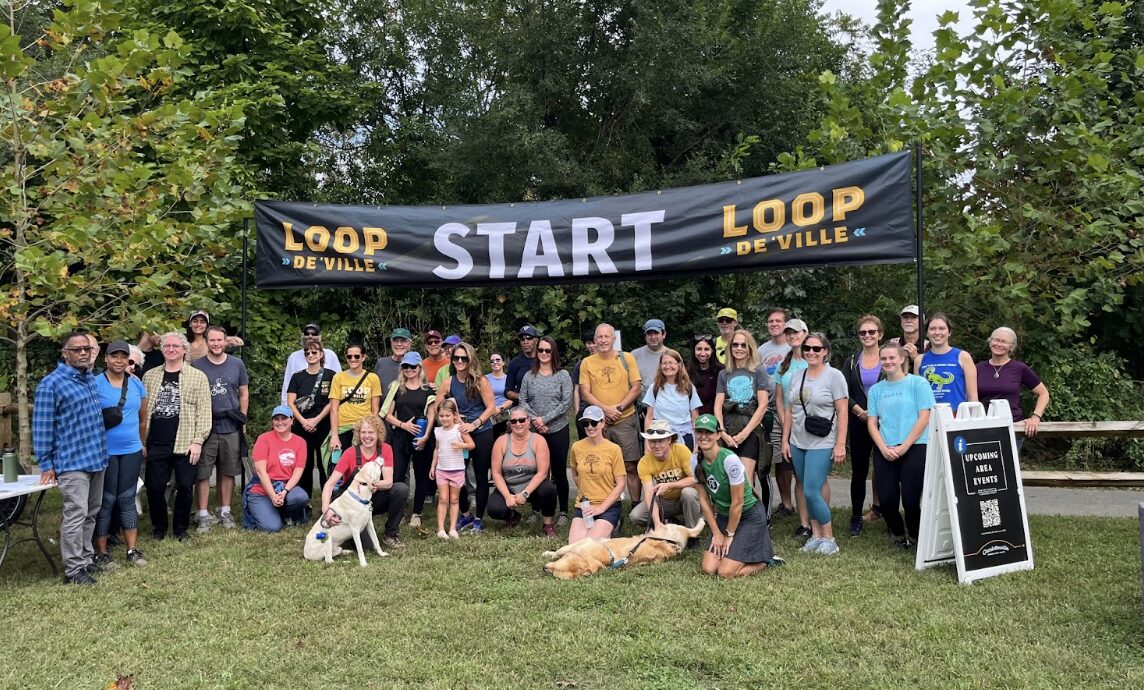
[{"xmin": 914, "ymin": 144, "xmax": 925, "ymax": 318}]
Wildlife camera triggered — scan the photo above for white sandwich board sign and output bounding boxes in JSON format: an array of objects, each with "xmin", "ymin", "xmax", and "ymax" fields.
[{"xmin": 916, "ymin": 401, "xmax": 1034, "ymax": 584}]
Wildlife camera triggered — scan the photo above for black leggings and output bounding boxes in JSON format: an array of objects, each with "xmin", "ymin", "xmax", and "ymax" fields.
[
  {"xmin": 459, "ymin": 428, "xmax": 495, "ymax": 518},
  {"xmin": 848, "ymin": 413, "xmax": 877, "ymax": 518},
  {"xmin": 292, "ymin": 421, "xmax": 330, "ymax": 497},
  {"xmin": 392, "ymin": 427, "xmax": 436, "ymax": 513},
  {"xmin": 487, "ymin": 479, "xmax": 557, "ymax": 520},
  {"xmin": 873, "ymin": 443, "xmax": 926, "ymax": 540},
  {"xmin": 541, "ymin": 426, "xmax": 570, "ymax": 513}
]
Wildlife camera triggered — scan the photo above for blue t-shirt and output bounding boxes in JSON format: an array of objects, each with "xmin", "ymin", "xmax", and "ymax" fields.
[
  {"xmin": 867, "ymin": 374, "xmax": 936, "ymax": 446},
  {"xmin": 778, "ymin": 358, "xmax": 809, "ymax": 405},
  {"xmin": 642, "ymin": 383, "xmax": 702, "ymax": 436},
  {"xmin": 96, "ymin": 372, "xmax": 147, "ymax": 455}
]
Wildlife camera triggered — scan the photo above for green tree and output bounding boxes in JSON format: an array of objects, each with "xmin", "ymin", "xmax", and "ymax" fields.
[{"xmin": 1, "ymin": 0, "xmax": 250, "ymax": 462}]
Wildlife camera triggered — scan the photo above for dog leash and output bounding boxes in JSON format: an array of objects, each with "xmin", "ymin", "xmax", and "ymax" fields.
[{"xmin": 606, "ymin": 535, "xmax": 682, "ymax": 569}]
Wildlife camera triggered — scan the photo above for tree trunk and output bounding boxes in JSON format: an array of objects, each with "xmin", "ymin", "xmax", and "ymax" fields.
[{"xmin": 15, "ymin": 320, "xmax": 32, "ymax": 470}]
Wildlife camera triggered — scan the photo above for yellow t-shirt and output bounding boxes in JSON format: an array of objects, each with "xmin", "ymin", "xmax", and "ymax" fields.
[
  {"xmin": 570, "ymin": 438, "xmax": 626, "ymax": 505},
  {"xmin": 578, "ymin": 352, "xmax": 640, "ymax": 420},
  {"xmin": 636, "ymin": 443, "xmax": 694, "ymax": 502},
  {"xmin": 330, "ymin": 370, "xmax": 382, "ymax": 427},
  {"xmin": 715, "ymin": 336, "xmax": 729, "ymax": 365}
]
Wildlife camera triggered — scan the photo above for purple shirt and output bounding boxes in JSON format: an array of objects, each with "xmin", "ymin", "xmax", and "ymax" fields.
[
  {"xmin": 859, "ymin": 361, "xmax": 881, "ymax": 394},
  {"xmin": 976, "ymin": 360, "xmax": 1042, "ymax": 421}
]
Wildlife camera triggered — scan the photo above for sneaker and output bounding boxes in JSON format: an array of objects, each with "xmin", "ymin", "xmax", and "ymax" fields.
[
  {"xmin": 126, "ymin": 549, "xmax": 149, "ymax": 567},
  {"xmin": 409, "ymin": 514, "xmax": 422, "ymax": 529},
  {"xmin": 893, "ymin": 537, "xmax": 914, "ymax": 550},
  {"xmin": 816, "ymin": 538, "xmax": 840, "ymax": 555},
  {"xmin": 848, "ymin": 516, "xmax": 864, "ymax": 537},
  {"xmin": 83, "ymin": 563, "xmax": 102, "ymax": 577},
  {"xmin": 175, "ymin": 532, "xmax": 190, "ymax": 543},
  {"xmin": 525, "ymin": 511, "xmax": 539, "ymax": 525},
  {"xmin": 381, "ymin": 534, "xmax": 406, "ymax": 549},
  {"xmin": 196, "ymin": 512, "xmax": 219, "ymax": 533},
  {"xmin": 448, "ymin": 529, "xmax": 460, "ymax": 540},
  {"xmin": 542, "ymin": 524, "xmax": 556, "ymax": 538},
  {"xmin": 773, "ymin": 505, "xmax": 795, "ymax": 520},
  {"xmin": 767, "ymin": 555, "xmax": 787, "ymax": 567},
  {"xmin": 469, "ymin": 518, "xmax": 484, "ymax": 533},
  {"xmin": 556, "ymin": 512, "xmax": 569, "ymax": 527},
  {"xmin": 92, "ymin": 552, "xmax": 118, "ymax": 572},
  {"xmin": 64, "ymin": 570, "xmax": 97, "ymax": 586},
  {"xmin": 456, "ymin": 514, "xmax": 475, "ymax": 531},
  {"xmin": 437, "ymin": 529, "xmax": 449, "ymax": 539},
  {"xmin": 217, "ymin": 510, "xmax": 237, "ymax": 529},
  {"xmin": 794, "ymin": 525, "xmax": 813, "ymax": 540},
  {"xmin": 800, "ymin": 537, "xmax": 824, "ymax": 553}
]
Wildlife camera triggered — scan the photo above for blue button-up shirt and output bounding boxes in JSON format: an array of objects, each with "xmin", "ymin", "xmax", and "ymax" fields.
[{"xmin": 32, "ymin": 362, "xmax": 108, "ymax": 474}]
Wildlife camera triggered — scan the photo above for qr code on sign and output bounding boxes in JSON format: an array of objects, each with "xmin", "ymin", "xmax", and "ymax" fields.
[{"xmin": 980, "ymin": 499, "xmax": 1000, "ymax": 528}]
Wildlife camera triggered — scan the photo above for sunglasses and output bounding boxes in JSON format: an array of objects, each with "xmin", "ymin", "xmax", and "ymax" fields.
[
  {"xmin": 717, "ymin": 317, "xmax": 735, "ymax": 324},
  {"xmin": 346, "ymin": 354, "xmax": 363, "ymax": 360},
  {"xmin": 509, "ymin": 418, "xmax": 529, "ymax": 425},
  {"xmin": 65, "ymin": 346, "xmax": 95, "ymax": 353},
  {"xmin": 490, "ymin": 358, "xmax": 502, "ymax": 364},
  {"xmin": 693, "ymin": 334, "xmax": 714, "ymax": 341},
  {"xmin": 400, "ymin": 363, "xmax": 419, "ymax": 370},
  {"xmin": 426, "ymin": 339, "xmax": 441, "ymax": 345},
  {"xmin": 303, "ymin": 330, "xmax": 319, "ymax": 336},
  {"xmin": 537, "ymin": 348, "xmax": 553, "ymax": 354},
  {"xmin": 802, "ymin": 345, "xmax": 826, "ymax": 353},
  {"xmin": 582, "ymin": 419, "xmax": 602, "ymax": 427},
  {"xmin": 730, "ymin": 342, "xmax": 749, "ymax": 349},
  {"xmin": 452, "ymin": 355, "xmax": 469, "ymax": 363},
  {"xmin": 518, "ymin": 335, "xmax": 537, "ymax": 341},
  {"xmin": 857, "ymin": 329, "xmax": 879, "ymax": 336},
  {"xmin": 305, "ymin": 350, "xmax": 321, "ymax": 356}
]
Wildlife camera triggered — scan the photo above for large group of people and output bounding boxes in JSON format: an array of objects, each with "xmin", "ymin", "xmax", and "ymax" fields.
[{"xmin": 31, "ymin": 303, "xmax": 1051, "ymax": 584}]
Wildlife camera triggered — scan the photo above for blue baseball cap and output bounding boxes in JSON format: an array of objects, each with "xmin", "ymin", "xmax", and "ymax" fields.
[
  {"xmin": 643, "ymin": 319, "xmax": 665, "ymax": 333},
  {"xmin": 271, "ymin": 405, "xmax": 294, "ymax": 419},
  {"xmin": 401, "ymin": 352, "xmax": 423, "ymax": 366}
]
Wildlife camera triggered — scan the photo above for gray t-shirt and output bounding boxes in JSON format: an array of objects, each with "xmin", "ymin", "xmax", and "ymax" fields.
[
  {"xmin": 715, "ymin": 367, "xmax": 770, "ymax": 406},
  {"xmin": 757, "ymin": 340, "xmax": 792, "ymax": 399},
  {"xmin": 375, "ymin": 355, "xmax": 401, "ymax": 395},
  {"xmin": 786, "ymin": 365, "xmax": 848, "ymax": 450},
  {"xmin": 193, "ymin": 355, "xmax": 248, "ymax": 434},
  {"xmin": 631, "ymin": 345, "xmax": 664, "ymax": 398}
]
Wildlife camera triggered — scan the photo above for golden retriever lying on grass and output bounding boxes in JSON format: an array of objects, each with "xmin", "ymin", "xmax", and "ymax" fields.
[{"xmin": 542, "ymin": 518, "xmax": 705, "ymax": 580}]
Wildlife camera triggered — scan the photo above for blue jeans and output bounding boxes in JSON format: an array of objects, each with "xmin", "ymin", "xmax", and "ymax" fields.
[
  {"xmin": 244, "ymin": 487, "xmax": 309, "ymax": 532},
  {"xmin": 790, "ymin": 446, "xmax": 833, "ymax": 526},
  {"xmin": 95, "ymin": 451, "xmax": 143, "ymax": 537}
]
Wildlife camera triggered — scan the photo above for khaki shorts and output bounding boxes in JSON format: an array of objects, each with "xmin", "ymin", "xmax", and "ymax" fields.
[
  {"xmin": 604, "ymin": 413, "xmax": 641, "ymax": 465},
  {"xmin": 197, "ymin": 430, "xmax": 242, "ymax": 480}
]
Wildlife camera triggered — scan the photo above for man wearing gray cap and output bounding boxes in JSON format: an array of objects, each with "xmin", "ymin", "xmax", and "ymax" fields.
[
  {"xmin": 280, "ymin": 324, "xmax": 341, "ymax": 405},
  {"xmin": 631, "ymin": 318, "xmax": 667, "ymax": 402},
  {"xmin": 890, "ymin": 305, "xmax": 927, "ymax": 374}
]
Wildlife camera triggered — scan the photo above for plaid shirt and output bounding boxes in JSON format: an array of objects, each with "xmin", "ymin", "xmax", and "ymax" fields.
[
  {"xmin": 32, "ymin": 362, "xmax": 108, "ymax": 474},
  {"xmin": 142, "ymin": 364, "xmax": 212, "ymax": 454}
]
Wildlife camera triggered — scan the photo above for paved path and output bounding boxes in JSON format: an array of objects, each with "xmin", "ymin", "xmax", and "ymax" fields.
[{"xmin": 822, "ymin": 477, "xmax": 1143, "ymax": 518}]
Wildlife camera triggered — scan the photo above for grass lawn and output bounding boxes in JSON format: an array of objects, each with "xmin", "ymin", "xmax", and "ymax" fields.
[{"xmin": 2, "ymin": 493, "xmax": 1142, "ymax": 689}]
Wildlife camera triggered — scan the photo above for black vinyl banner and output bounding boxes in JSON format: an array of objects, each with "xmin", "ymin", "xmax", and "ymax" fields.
[
  {"xmin": 255, "ymin": 151, "xmax": 914, "ymax": 289},
  {"xmin": 946, "ymin": 426, "xmax": 1031, "ymax": 571}
]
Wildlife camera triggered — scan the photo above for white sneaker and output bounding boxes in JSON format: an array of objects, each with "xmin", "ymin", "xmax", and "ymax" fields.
[
  {"xmin": 409, "ymin": 514, "xmax": 422, "ymax": 528},
  {"xmin": 448, "ymin": 529, "xmax": 460, "ymax": 540},
  {"xmin": 816, "ymin": 538, "xmax": 840, "ymax": 555},
  {"xmin": 217, "ymin": 509, "xmax": 236, "ymax": 529},
  {"xmin": 196, "ymin": 512, "xmax": 219, "ymax": 533},
  {"xmin": 436, "ymin": 529, "xmax": 448, "ymax": 539},
  {"xmin": 800, "ymin": 537, "xmax": 824, "ymax": 553}
]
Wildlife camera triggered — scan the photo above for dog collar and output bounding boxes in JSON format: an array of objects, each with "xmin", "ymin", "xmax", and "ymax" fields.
[{"xmin": 348, "ymin": 489, "xmax": 371, "ymax": 505}]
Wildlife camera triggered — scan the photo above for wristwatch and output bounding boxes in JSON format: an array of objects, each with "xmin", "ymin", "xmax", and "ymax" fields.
[
  {"xmin": 725, "ymin": 531, "xmax": 735, "ymax": 538},
  {"xmin": 521, "ymin": 490, "xmax": 530, "ymax": 500}
]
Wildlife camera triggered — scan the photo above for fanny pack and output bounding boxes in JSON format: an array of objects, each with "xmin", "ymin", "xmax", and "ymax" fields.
[
  {"xmin": 101, "ymin": 373, "xmax": 129, "ymax": 430},
  {"xmin": 799, "ymin": 370, "xmax": 836, "ymax": 438}
]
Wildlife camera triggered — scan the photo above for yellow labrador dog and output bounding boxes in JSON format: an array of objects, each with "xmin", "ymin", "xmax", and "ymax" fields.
[
  {"xmin": 542, "ymin": 517, "xmax": 706, "ymax": 580},
  {"xmin": 303, "ymin": 460, "xmax": 389, "ymax": 566}
]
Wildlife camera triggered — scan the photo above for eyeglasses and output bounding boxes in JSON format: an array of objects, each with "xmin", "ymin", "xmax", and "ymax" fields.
[
  {"xmin": 582, "ymin": 419, "xmax": 601, "ymax": 427},
  {"xmin": 452, "ymin": 355, "xmax": 469, "ymax": 363},
  {"xmin": 64, "ymin": 346, "xmax": 95, "ymax": 353},
  {"xmin": 802, "ymin": 345, "xmax": 826, "ymax": 353},
  {"xmin": 537, "ymin": 348, "xmax": 553, "ymax": 354},
  {"xmin": 730, "ymin": 342, "xmax": 749, "ymax": 349},
  {"xmin": 509, "ymin": 418, "xmax": 529, "ymax": 425},
  {"xmin": 345, "ymin": 354, "xmax": 363, "ymax": 360},
  {"xmin": 990, "ymin": 338, "xmax": 1013, "ymax": 345},
  {"xmin": 161, "ymin": 344, "xmax": 183, "ymax": 350},
  {"xmin": 857, "ymin": 329, "xmax": 879, "ymax": 336},
  {"xmin": 693, "ymin": 334, "xmax": 713, "ymax": 341},
  {"xmin": 400, "ymin": 363, "xmax": 419, "ymax": 370}
]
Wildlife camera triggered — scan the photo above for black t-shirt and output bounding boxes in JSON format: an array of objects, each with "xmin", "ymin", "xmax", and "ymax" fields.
[
  {"xmin": 287, "ymin": 367, "xmax": 335, "ymax": 420},
  {"xmin": 393, "ymin": 386, "xmax": 433, "ymax": 423},
  {"xmin": 506, "ymin": 353, "xmax": 534, "ymax": 394},
  {"xmin": 149, "ymin": 370, "xmax": 181, "ymax": 447}
]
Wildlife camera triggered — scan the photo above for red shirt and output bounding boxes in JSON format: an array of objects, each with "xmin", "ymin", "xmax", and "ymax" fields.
[
  {"xmin": 334, "ymin": 444, "xmax": 394, "ymax": 478},
  {"xmin": 251, "ymin": 432, "xmax": 307, "ymax": 495}
]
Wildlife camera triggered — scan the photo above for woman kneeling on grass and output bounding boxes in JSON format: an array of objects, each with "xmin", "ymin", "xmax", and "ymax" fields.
[
  {"xmin": 866, "ymin": 343, "xmax": 935, "ymax": 549},
  {"xmin": 245, "ymin": 406, "xmax": 308, "ymax": 532},
  {"xmin": 488, "ymin": 406, "xmax": 558, "ymax": 537},
  {"xmin": 692, "ymin": 414, "xmax": 781, "ymax": 578},
  {"xmin": 320, "ymin": 415, "xmax": 408, "ymax": 549},
  {"xmin": 568, "ymin": 406, "xmax": 626, "ymax": 544}
]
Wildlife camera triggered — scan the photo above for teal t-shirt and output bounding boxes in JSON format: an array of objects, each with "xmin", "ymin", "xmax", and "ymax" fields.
[
  {"xmin": 778, "ymin": 358, "xmax": 808, "ymax": 405},
  {"xmin": 866, "ymin": 374, "xmax": 936, "ymax": 446}
]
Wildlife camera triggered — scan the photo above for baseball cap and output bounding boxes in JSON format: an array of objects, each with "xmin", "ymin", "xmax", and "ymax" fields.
[
  {"xmin": 517, "ymin": 325, "xmax": 539, "ymax": 338},
  {"xmin": 389, "ymin": 328, "xmax": 412, "ymax": 340},
  {"xmin": 271, "ymin": 404, "xmax": 294, "ymax": 419},
  {"xmin": 716, "ymin": 307, "xmax": 739, "ymax": 321},
  {"xmin": 106, "ymin": 340, "xmax": 131, "ymax": 356},
  {"xmin": 900, "ymin": 304, "xmax": 920, "ymax": 316},
  {"xmin": 425, "ymin": 330, "xmax": 442, "ymax": 341},
  {"xmin": 783, "ymin": 318, "xmax": 808, "ymax": 333},
  {"xmin": 400, "ymin": 352, "xmax": 423, "ymax": 366},
  {"xmin": 643, "ymin": 319, "xmax": 665, "ymax": 333},
  {"xmin": 579, "ymin": 405, "xmax": 605, "ymax": 422},
  {"xmin": 302, "ymin": 323, "xmax": 321, "ymax": 335},
  {"xmin": 189, "ymin": 310, "xmax": 210, "ymax": 323},
  {"xmin": 443, "ymin": 335, "xmax": 462, "ymax": 346},
  {"xmin": 640, "ymin": 419, "xmax": 677, "ymax": 440},
  {"xmin": 694, "ymin": 414, "xmax": 720, "ymax": 433}
]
